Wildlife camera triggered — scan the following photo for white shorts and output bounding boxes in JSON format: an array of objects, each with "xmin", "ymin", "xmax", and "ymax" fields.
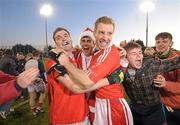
[
  {"xmin": 93, "ymin": 97, "xmax": 133, "ymax": 125},
  {"xmin": 27, "ymin": 80, "xmax": 46, "ymax": 93},
  {"xmin": 27, "ymin": 84, "xmax": 36, "ymax": 92}
]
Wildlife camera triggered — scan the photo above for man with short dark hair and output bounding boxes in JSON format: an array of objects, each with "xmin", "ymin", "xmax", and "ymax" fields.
[
  {"xmin": 46, "ymin": 27, "xmax": 90, "ymax": 125},
  {"xmin": 155, "ymin": 32, "xmax": 180, "ymax": 125}
]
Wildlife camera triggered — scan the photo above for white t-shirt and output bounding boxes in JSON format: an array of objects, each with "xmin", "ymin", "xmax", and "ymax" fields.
[{"xmin": 25, "ymin": 59, "xmax": 38, "ymax": 70}]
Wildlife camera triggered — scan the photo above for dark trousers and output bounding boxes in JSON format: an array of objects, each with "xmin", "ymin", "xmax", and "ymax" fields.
[
  {"xmin": 131, "ymin": 103, "xmax": 166, "ymax": 125},
  {"xmin": 21, "ymin": 88, "xmax": 29, "ymax": 100},
  {"xmin": 0, "ymin": 99, "xmax": 15, "ymax": 111},
  {"xmin": 164, "ymin": 107, "xmax": 180, "ymax": 125}
]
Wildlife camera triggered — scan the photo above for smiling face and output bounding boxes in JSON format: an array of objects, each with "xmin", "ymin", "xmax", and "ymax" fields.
[
  {"xmin": 80, "ymin": 36, "xmax": 94, "ymax": 56},
  {"xmin": 126, "ymin": 48, "xmax": 143, "ymax": 69},
  {"xmin": 54, "ymin": 30, "xmax": 73, "ymax": 52},
  {"xmin": 155, "ymin": 32, "xmax": 173, "ymax": 55},
  {"xmin": 94, "ymin": 23, "xmax": 114, "ymax": 50},
  {"xmin": 93, "ymin": 16, "xmax": 115, "ymax": 50},
  {"xmin": 155, "ymin": 38, "xmax": 172, "ymax": 55}
]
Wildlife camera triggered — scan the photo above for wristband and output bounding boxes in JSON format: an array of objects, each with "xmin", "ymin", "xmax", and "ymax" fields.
[
  {"xmin": 56, "ymin": 51, "xmax": 64, "ymax": 59},
  {"xmin": 106, "ymin": 67, "xmax": 124, "ymax": 84},
  {"xmin": 54, "ymin": 64, "xmax": 67, "ymax": 76},
  {"xmin": 48, "ymin": 51, "xmax": 64, "ymax": 62}
]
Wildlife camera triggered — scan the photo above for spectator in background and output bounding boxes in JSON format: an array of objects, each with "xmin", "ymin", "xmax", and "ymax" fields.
[
  {"xmin": 16, "ymin": 52, "xmax": 26, "ymax": 73},
  {"xmin": 120, "ymin": 40, "xmax": 127, "ymax": 48},
  {"xmin": 38, "ymin": 52, "xmax": 47, "ymax": 84},
  {"xmin": 135, "ymin": 39, "xmax": 146, "ymax": 55},
  {"xmin": 144, "ymin": 47, "xmax": 156, "ymax": 58},
  {"xmin": 0, "ymin": 50, "xmax": 18, "ymax": 76},
  {"xmin": 25, "ymin": 50, "xmax": 46, "ymax": 117},
  {"xmin": 154, "ymin": 32, "xmax": 180, "ymax": 125},
  {"xmin": 25, "ymin": 53, "xmax": 33, "ymax": 62},
  {"xmin": 0, "ymin": 51, "xmax": 3, "ymax": 59},
  {"xmin": 16, "ymin": 52, "xmax": 27, "ymax": 100}
]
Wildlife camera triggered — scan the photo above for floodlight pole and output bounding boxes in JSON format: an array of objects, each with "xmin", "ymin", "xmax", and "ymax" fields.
[
  {"xmin": 146, "ymin": 12, "xmax": 148, "ymax": 47},
  {"xmin": 45, "ymin": 17, "xmax": 48, "ymax": 48}
]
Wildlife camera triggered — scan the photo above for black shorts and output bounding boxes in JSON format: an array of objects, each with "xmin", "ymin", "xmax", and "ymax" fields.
[{"xmin": 164, "ymin": 106, "xmax": 180, "ymax": 125}]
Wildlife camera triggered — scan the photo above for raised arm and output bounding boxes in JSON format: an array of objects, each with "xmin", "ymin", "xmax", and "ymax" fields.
[{"xmin": 155, "ymin": 56, "xmax": 180, "ymax": 73}]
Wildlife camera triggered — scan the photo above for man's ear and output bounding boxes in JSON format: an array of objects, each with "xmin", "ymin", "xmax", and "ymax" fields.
[{"xmin": 170, "ymin": 41, "xmax": 174, "ymax": 47}]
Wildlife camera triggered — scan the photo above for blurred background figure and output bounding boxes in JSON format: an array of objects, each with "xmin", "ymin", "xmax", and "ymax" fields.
[
  {"xmin": 15, "ymin": 52, "xmax": 27, "ymax": 100},
  {"xmin": 16, "ymin": 52, "xmax": 26, "ymax": 73},
  {"xmin": 25, "ymin": 50, "xmax": 46, "ymax": 117},
  {"xmin": 0, "ymin": 50, "xmax": 18, "ymax": 119},
  {"xmin": 144, "ymin": 47, "xmax": 156, "ymax": 58},
  {"xmin": 119, "ymin": 40, "xmax": 127, "ymax": 48},
  {"xmin": 0, "ymin": 50, "xmax": 18, "ymax": 76}
]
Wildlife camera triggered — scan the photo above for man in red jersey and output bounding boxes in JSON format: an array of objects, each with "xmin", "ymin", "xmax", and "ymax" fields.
[
  {"xmin": 76, "ymin": 28, "xmax": 96, "ymax": 124},
  {"xmin": 46, "ymin": 27, "xmax": 90, "ymax": 125},
  {"xmin": 57, "ymin": 16, "xmax": 133, "ymax": 125},
  {"xmin": 76, "ymin": 27, "xmax": 95, "ymax": 70}
]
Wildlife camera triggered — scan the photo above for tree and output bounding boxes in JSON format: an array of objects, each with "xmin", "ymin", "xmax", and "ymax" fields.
[{"xmin": 12, "ymin": 44, "xmax": 36, "ymax": 55}]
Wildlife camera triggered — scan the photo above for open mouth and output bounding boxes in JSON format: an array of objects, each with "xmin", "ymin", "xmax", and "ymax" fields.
[
  {"xmin": 135, "ymin": 60, "xmax": 142, "ymax": 66},
  {"xmin": 83, "ymin": 47, "xmax": 90, "ymax": 51},
  {"xmin": 62, "ymin": 41, "xmax": 70, "ymax": 46},
  {"xmin": 99, "ymin": 40, "xmax": 110, "ymax": 47}
]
